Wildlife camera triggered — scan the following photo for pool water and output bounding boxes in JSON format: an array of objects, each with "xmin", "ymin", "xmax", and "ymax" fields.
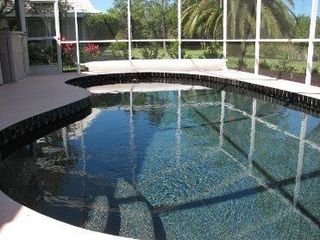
[{"xmin": 1, "ymin": 88, "xmax": 320, "ymax": 239}]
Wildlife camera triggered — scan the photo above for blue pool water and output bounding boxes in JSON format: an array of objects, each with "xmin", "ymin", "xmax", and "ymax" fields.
[{"xmin": 1, "ymin": 88, "xmax": 320, "ymax": 239}]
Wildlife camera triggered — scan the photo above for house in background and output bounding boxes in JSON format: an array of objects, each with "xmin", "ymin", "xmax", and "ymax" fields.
[
  {"xmin": 5, "ymin": 0, "xmax": 100, "ymax": 38},
  {"xmin": 3, "ymin": 0, "xmax": 100, "ymax": 74}
]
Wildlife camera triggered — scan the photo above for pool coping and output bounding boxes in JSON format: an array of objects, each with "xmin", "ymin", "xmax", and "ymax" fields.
[{"xmin": 1, "ymin": 69, "xmax": 320, "ymax": 239}]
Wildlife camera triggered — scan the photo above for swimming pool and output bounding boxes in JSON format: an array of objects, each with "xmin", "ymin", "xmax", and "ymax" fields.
[{"xmin": 1, "ymin": 86, "xmax": 320, "ymax": 239}]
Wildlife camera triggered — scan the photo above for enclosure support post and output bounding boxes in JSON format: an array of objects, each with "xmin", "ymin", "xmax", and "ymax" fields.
[
  {"xmin": 62, "ymin": 127, "xmax": 69, "ymax": 158},
  {"xmin": 178, "ymin": 0, "xmax": 182, "ymax": 59},
  {"xmin": 18, "ymin": 0, "xmax": 30, "ymax": 74},
  {"xmin": 128, "ymin": 0, "xmax": 132, "ymax": 60},
  {"xmin": 80, "ymin": 120, "xmax": 87, "ymax": 225},
  {"xmin": 74, "ymin": 6, "xmax": 80, "ymax": 74},
  {"xmin": 176, "ymin": 89, "xmax": 181, "ymax": 162},
  {"xmin": 18, "ymin": 0, "xmax": 26, "ymax": 32},
  {"xmin": 219, "ymin": 90, "xmax": 226, "ymax": 148},
  {"xmin": 129, "ymin": 89, "xmax": 137, "ymax": 189},
  {"xmin": 223, "ymin": 0, "xmax": 227, "ymax": 59},
  {"xmin": 80, "ymin": 121, "xmax": 86, "ymax": 172},
  {"xmin": 254, "ymin": 0, "xmax": 262, "ymax": 75},
  {"xmin": 306, "ymin": 0, "xmax": 318, "ymax": 85},
  {"xmin": 47, "ymin": 19, "xmax": 52, "ymax": 41},
  {"xmin": 248, "ymin": 98, "xmax": 257, "ymax": 169},
  {"xmin": 54, "ymin": 0, "xmax": 62, "ymax": 73},
  {"xmin": 293, "ymin": 114, "xmax": 308, "ymax": 206}
]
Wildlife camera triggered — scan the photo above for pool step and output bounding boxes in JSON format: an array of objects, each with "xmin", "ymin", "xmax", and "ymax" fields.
[
  {"xmin": 115, "ymin": 179, "xmax": 155, "ymax": 239},
  {"xmin": 84, "ymin": 196, "xmax": 110, "ymax": 232},
  {"xmin": 84, "ymin": 179, "xmax": 155, "ymax": 239}
]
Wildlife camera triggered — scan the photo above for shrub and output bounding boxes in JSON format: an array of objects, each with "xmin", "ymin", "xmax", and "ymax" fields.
[
  {"xmin": 259, "ymin": 59, "xmax": 272, "ymax": 69},
  {"xmin": 166, "ymin": 41, "xmax": 189, "ymax": 59},
  {"xmin": 140, "ymin": 43, "xmax": 159, "ymax": 59},
  {"xmin": 166, "ymin": 41, "xmax": 179, "ymax": 58},
  {"xmin": 61, "ymin": 35, "xmax": 75, "ymax": 66},
  {"xmin": 237, "ymin": 58, "xmax": 247, "ymax": 70},
  {"xmin": 203, "ymin": 42, "xmax": 223, "ymax": 58},
  {"xmin": 109, "ymin": 42, "xmax": 128, "ymax": 58},
  {"xmin": 274, "ymin": 58, "xmax": 295, "ymax": 79},
  {"xmin": 184, "ymin": 53, "xmax": 192, "ymax": 59},
  {"xmin": 81, "ymin": 43, "xmax": 101, "ymax": 62},
  {"xmin": 28, "ymin": 42, "xmax": 57, "ymax": 65},
  {"xmin": 84, "ymin": 43, "xmax": 101, "ymax": 55},
  {"xmin": 312, "ymin": 67, "xmax": 320, "ymax": 75},
  {"xmin": 300, "ymin": 66, "xmax": 320, "ymax": 75}
]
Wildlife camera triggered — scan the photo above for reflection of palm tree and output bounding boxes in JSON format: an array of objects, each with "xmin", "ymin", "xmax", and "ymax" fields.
[{"xmin": 182, "ymin": 0, "xmax": 295, "ymax": 66}]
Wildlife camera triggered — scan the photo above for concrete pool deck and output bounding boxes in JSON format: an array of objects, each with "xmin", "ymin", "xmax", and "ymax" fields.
[
  {"xmin": 209, "ymin": 69, "xmax": 320, "ymax": 99},
  {"xmin": 1, "ymin": 69, "xmax": 320, "ymax": 239},
  {"xmin": 0, "ymin": 191, "xmax": 127, "ymax": 240},
  {"xmin": 0, "ymin": 72, "xmax": 90, "ymax": 131},
  {"xmin": 88, "ymin": 82, "xmax": 211, "ymax": 94}
]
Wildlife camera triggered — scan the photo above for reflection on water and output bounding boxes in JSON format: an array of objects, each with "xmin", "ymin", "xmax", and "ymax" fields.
[{"xmin": 1, "ymin": 89, "xmax": 320, "ymax": 239}]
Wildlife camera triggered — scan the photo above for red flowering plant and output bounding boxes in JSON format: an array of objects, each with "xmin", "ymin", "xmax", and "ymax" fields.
[
  {"xmin": 82, "ymin": 43, "xmax": 101, "ymax": 62},
  {"xmin": 84, "ymin": 43, "xmax": 101, "ymax": 55},
  {"xmin": 61, "ymin": 35, "xmax": 75, "ymax": 66}
]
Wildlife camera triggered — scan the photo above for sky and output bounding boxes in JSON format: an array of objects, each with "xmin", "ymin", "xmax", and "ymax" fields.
[
  {"xmin": 90, "ymin": 0, "xmax": 315, "ymax": 16},
  {"xmin": 293, "ymin": 0, "xmax": 313, "ymax": 15},
  {"xmin": 90, "ymin": 0, "xmax": 113, "ymax": 11}
]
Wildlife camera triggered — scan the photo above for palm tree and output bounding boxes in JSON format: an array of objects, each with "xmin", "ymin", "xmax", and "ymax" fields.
[
  {"xmin": 182, "ymin": 0, "xmax": 296, "ymax": 68},
  {"xmin": 182, "ymin": 0, "xmax": 223, "ymax": 39}
]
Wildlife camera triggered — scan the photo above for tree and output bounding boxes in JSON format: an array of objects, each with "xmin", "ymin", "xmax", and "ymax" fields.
[
  {"xmin": 293, "ymin": 15, "xmax": 310, "ymax": 39},
  {"xmin": 0, "ymin": 0, "xmax": 14, "ymax": 21},
  {"xmin": 182, "ymin": 0, "xmax": 295, "ymax": 68},
  {"xmin": 108, "ymin": 0, "xmax": 178, "ymax": 41},
  {"xmin": 84, "ymin": 11, "xmax": 127, "ymax": 39},
  {"xmin": 182, "ymin": 0, "xmax": 222, "ymax": 39},
  {"xmin": 0, "ymin": 0, "xmax": 19, "ymax": 30},
  {"xmin": 130, "ymin": 0, "xmax": 177, "ymax": 39},
  {"xmin": 183, "ymin": 0, "xmax": 295, "ymax": 39},
  {"xmin": 229, "ymin": 0, "xmax": 296, "ymax": 68}
]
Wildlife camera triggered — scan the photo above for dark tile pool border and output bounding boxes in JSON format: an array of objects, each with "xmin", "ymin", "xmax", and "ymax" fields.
[
  {"xmin": 1, "ymin": 71, "xmax": 320, "ymax": 160},
  {"xmin": 67, "ymin": 71, "xmax": 320, "ymax": 117},
  {"xmin": 0, "ymin": 98, "xmax": 92, "ymax": 160}
]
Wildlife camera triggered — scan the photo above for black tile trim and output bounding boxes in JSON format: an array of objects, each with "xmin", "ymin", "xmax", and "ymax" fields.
[
  {"xmin": 2, "ymin": 71, "xmax": 320, "ymax": 161},
  {"xmin": 66, "ymin": 71, "xmax": 320, "ymax": 117},
  {"xmin": 0, "ymin": 97, "xmax": 92, "ymax": 160}
]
